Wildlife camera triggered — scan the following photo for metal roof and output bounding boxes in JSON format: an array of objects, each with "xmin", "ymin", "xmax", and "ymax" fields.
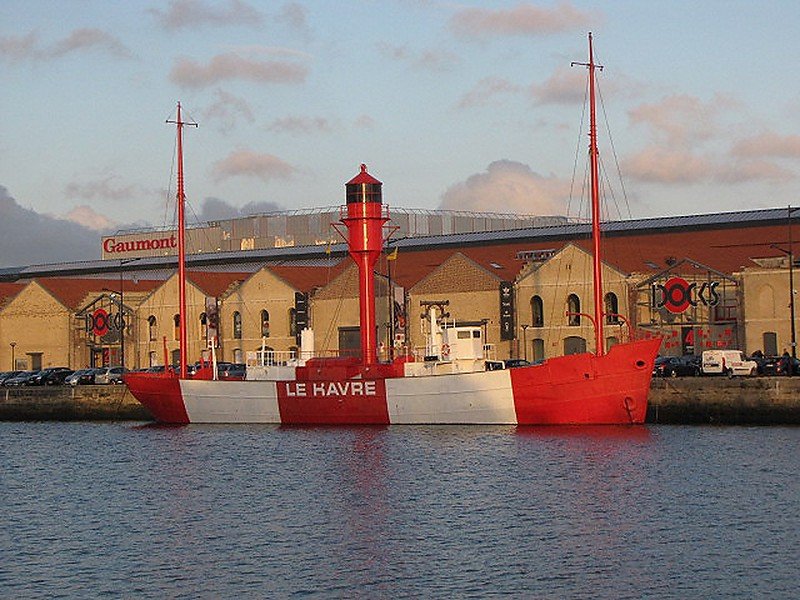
[{"xmin": 0, "ymin": 206, "xmax": 794, "ymax": 282}]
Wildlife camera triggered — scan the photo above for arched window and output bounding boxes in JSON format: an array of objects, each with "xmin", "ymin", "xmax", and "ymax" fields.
[
  {"xmin": 199, "ymin": 312, "xmax": 207, "ymax": 340},
  {"xmin": 261, "ymin": 309, "xmax": 270, "ymax": 338},
  {"xmin": 605, "ymin": 292, "xmax": 619, "ymax": 324},
  {"xmin": 567, "ymin": 294, "xmax": 581, "ymax": 326},
  {"xmin": 233, "ymin": 311, "xmax": 242, "ymax": 339},
  {"xmin": 289, "ymin": 307, "xmax": 298, "ymax": 337},
  {"xmin": 530, "ymin": 295, "xmax": 544, "ymax": 327},
  {"xmin": 233, "ymin": 348, "xmax": 243, "ymax": 363},
  {"xmin": 148, "ymin": 315, "xmax": 157, "ymax": 341},
  {"xmin": 173, "ymin": 314, "xmax": 180, "ymax": 340}
]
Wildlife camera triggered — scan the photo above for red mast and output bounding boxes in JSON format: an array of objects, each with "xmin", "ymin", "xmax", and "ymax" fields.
[
  {"xmin": 341, "ymin": 164, "xmax": 388, "ymax": 366},
  {"xmin": 573, "ymin": 33, "xmax": 605, "ymax": 356},
  {"xmin": 167, "ymin": 102, "xmax": 197, "ymax": 378}
]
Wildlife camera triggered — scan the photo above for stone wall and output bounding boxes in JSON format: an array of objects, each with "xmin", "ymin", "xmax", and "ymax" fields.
[{"xmin": 0, "ymin": 385, "xmax": 152, "ymax": 421}]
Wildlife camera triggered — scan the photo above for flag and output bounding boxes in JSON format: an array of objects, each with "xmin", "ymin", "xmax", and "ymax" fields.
[{"xmin": 387, "ymin": 247, "xmax": 398, "ymax": 261}]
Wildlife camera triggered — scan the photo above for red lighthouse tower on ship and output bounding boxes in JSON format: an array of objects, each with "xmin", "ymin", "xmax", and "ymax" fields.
[{"xmin": 340, "ymin": 164, "xmax": 389, "ymax": 366}]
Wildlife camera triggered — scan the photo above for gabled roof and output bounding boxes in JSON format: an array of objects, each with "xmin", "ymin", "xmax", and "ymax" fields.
[
  {"xmin": 0, "ymin": 283, "xmax": 25, "ymax": 306},
  {"xmin": 35, "ymin": 277, "xmax": 163, "ymax": 311},
  {"xmin": 186, "ymin": 271, "xmax": 250, "ymax": 298},
  {"xmin": 269, "ymin": 262, "xmax": 349, "ymax": 292},
  {"xmin": 409, "ymin": 252, "xmax": 503, "ymax": 294}
]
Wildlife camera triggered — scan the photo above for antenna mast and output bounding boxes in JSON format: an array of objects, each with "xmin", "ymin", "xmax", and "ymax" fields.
[
  {"xmin": 572, "ymin": 33, "xmax": 605, "ymax": 356},
  {"xmin": 166, "ymin": 102, "xmax": 198, "ymax": 378}
]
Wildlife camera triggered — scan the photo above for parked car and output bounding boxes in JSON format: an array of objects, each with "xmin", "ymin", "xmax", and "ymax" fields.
[
  {"xmin": 94, "ymin": 366, "xmax": 128, "ymax": 385},
  {"xmin": 0, "ymin": 371, "xmax": 24, "ymax": 386},
  {"xmin": 66, "ymin": 368, "xmax": 101, "ymax": 386},
  {"xmin": 653, "ymin": 355, "xmax": 701, "ymax": 378},
  {"xmin": 27, "ymin": 367, "xmax": 73, "ymax": 386},
  {"xmin": 503, "ymin": 359, "xmax": 531, "ymax": 369},
  {"xmin": 701, "ymin": 350, "xmax": 758, "ymax": 377},
  {"xmin": 4, "ymin": 370, "xmax": 41, "ymax": 386},
  {"xmin": 218, "ymin": 363, "xmax": 246, "ymax": 380}
]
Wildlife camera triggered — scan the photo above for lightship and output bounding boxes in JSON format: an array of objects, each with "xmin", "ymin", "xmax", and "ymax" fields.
[{"xmin": 125, "ymin": 35, "xmax": 661, "ymax": 425}]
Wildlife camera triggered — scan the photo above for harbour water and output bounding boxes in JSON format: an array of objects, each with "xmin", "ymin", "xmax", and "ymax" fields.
[{"xmin": 1, "ymin": 423, "xmax": 797, "ymax": 598}]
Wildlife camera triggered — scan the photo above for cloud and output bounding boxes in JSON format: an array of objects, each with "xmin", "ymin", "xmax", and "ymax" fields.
[
  {"xmin": 0, "ymin": 186, "xmax": 104, "ymax": 267},
  {"xmin": 731, "ymin": 133, "xmax": 800, "ymax": 159},
  {"xmin": 457, "ymin": 77, "xmax": 522, "ymax": 109},
  {"xmin": 190, "ymin": 197, "xmax": 285, "ymax": 223},
  {"xmin": 266, "ymin": 116, "xmax": 332, "ymax": 134},
  {"xmin": 530, "ymin": 66, "xmax": 586, "ymax": 105},
  {"xmin": 628, "ymin": 94, "xmax": 721, "ymax": 147},
  {"xmin": 623, "ymin": 147, "xmax": 715, "ymax": 184},
  {"xmin": 170, "ymin": 52, "xmax": 308, "ymax": 88},
  {"xmin": 0, "ymin": 32, "xmax": 40, "ymax": 61},
  {"xmin": 50, "ymin": 28, "xmax": 133, "ymax": 59},
  {"xmin": 62, "ymin": 205, "xmax": 118, "ymax": 231},
  {"xmin": 1, "ymin": 29, "xmax": 132, "ymax": 62},
  {"xmin": 354, "ymin": 115, "xmax": 375, "ymax": 129},
  {"xmin": 277, "ymin": 3, "xmax": 309, "ymax": 33},
  {"xmin": 716, "ymin": 160, "xmax": 794, "ymax": 183},
  {"xmin": 151, "ymin": 0, "xmax": 263, "ymax": 30},
  {"xmin": 64, "ymin": 176, "xmax": 141, "ymax": 202},
  {"xmin": 211, "ymin": 150, "xmax": 296, "ymax": 183},
  {"xmin": 450, "ymin": 2, "xmax": 595, "ymax": 39},
  {"xmin": 202, "ymin": 89, "xmax": 256, "ymax": 133},
  {"xmin": 439, "ymin": 160, "xmax": 568, "ymax": 214},
  {"xmin": 377, "ymin": 43, "xmax": 458, "ymax": 72}
]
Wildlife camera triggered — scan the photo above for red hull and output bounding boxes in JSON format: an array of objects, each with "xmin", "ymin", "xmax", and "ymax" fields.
[{"xmin": 125, "ymin": 338, "xmax": 660, "ymax": 425}]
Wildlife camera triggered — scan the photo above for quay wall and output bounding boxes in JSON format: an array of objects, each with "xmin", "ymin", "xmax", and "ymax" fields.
[{"xmin": 1, "ymin": 379, "xmax": 799, "ymax": 424}]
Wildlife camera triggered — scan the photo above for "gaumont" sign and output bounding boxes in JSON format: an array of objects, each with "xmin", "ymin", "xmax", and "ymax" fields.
[{"xmin": 103, "ymin": 234, "xmax": 177, "ymax": 255}]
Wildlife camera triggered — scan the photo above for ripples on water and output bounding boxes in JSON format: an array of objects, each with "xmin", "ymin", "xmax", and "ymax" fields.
[{"xmin": 1, "ymin": 423, "xmax": 797, "ymax": 599}]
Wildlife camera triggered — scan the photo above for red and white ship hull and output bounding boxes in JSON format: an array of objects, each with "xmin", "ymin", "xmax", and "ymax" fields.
[{"xmin": 125, "ymin": 337, "xmax": 660, "ymax": 425}]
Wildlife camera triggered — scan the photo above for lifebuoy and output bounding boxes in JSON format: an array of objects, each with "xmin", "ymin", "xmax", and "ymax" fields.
[{"xmin": 441, "ymin": 343, "xmax": 451, "ymax": 357}]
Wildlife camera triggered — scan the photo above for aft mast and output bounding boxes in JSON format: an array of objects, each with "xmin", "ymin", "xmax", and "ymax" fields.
[
  {"xmin": 572, "ymin": 33, "xmax": 605, "ymax": 356},
  {"xmin": 166, "ymin": 102, "xmax": 197, "ymax": 378}
]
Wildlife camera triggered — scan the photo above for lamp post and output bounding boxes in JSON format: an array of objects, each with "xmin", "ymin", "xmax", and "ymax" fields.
[
  {"xmin": 521, "ymin": 324, "xmax": 530, "ymax": 362},
  {"xmin": 10, "ymin": 342, "xmax": 16, "ymax": 370}
]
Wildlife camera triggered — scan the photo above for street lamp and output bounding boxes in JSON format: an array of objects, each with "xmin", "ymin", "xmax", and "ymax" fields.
[
  {"xmin": 10, "ymin": 342, "xmax": 16, "ymax": 370},
  {"xmin": 771, "ymin": 205, "xmax": 800, "ymax": 367},
  {"xmin": 521, "ymin": 325, "xmax": 530, "ymax": 362}
]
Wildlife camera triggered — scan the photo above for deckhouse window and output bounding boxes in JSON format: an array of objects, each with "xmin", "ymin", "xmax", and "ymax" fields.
[
  {"xmin": 233, "ymin": 311, "xmax": 242, "ymax": 340},
  {"xmin": 567, "ymin": 294, "xmax": 581, "ymax": 326},
  {"xmin": 531, "ymin": 295, "xmax": 544, "ymax": 327}
]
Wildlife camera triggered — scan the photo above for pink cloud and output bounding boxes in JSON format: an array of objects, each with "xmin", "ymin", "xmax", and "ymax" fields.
[
  {"xmin": 266, "ymin": 116, "xmax": 332, "ymax": 134},
  {"xmin": 203, "ymin": 90, "xmax": 255, "ymax": 133},
  {"xmin": 277, "ymin": 3, "xmax": 309, "ymax": 32},
  {"xmin": 530, "ymin": 66, "xmax": 586, "ymax": 105},
  {"xmin": 717, "ymin": 160, "xmax": 794, "ymax": 183},
  {"xmin": 51, "ymin": 28, "xmax": 132, "ymax": 58},
  {"xmin": 450, "ymin": 2, "xmax": 596, "ymax": 39},
  {"xmin": 0, "ymin": 32, "xmax": 40, "ymax": 61},
  {"xmin": 62, "ymin": 205, "xmax": 117, "ymax": 231},
  {"xmin": 170, "ymin": 52, "xmax": 308, "ymax": 88},
  {"xmin": 731, "ymin": 133, "xmax": 800, "ymax": 158},
  {"xmin": 377, "ymin": 43, "xmax": 458, "ymax": 72},
  {"xmin": 64, "ymin": 177, "xmax": 141, "ymax": 201},
  {"xmin": 440, "ymin": 160, "xmax": 569, "ymax": 214},
  {"xmin": 151, "ymin": 0, "xmax": 263, "ymax": 29},
  {"xmin": 458, "ymin": 77, "xmax": 522, "ymax": 109},
  {"xmin": 628, "ymin": 94, "xmax": 719, "ymax": 146},
  {"xmin": 623, "ymin": 147, "xmax": 715, "ymax": 184},
  {"xmin": 211, "ymin": 150, "xmax": 295, "ymax": 182}
]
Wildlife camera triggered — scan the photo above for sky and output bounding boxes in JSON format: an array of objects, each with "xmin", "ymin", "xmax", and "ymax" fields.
[{"xmin": 2, "ymin": 1, "xmax": 800, "ymax": 267}]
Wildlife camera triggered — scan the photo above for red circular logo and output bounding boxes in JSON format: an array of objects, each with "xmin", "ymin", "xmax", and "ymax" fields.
[
  {"xmin": 663, "ymin": 277, "xmax": 690, "ymax": 314},
  {"xmin": 92, "ymin": 308, "xmax": 109, "ymax": 336}
]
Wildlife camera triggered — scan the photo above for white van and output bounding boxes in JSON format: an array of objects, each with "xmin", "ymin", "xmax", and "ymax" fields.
[{"xmin": 701, "ymin": 350, "xmax": 757, "ymax": 377}]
